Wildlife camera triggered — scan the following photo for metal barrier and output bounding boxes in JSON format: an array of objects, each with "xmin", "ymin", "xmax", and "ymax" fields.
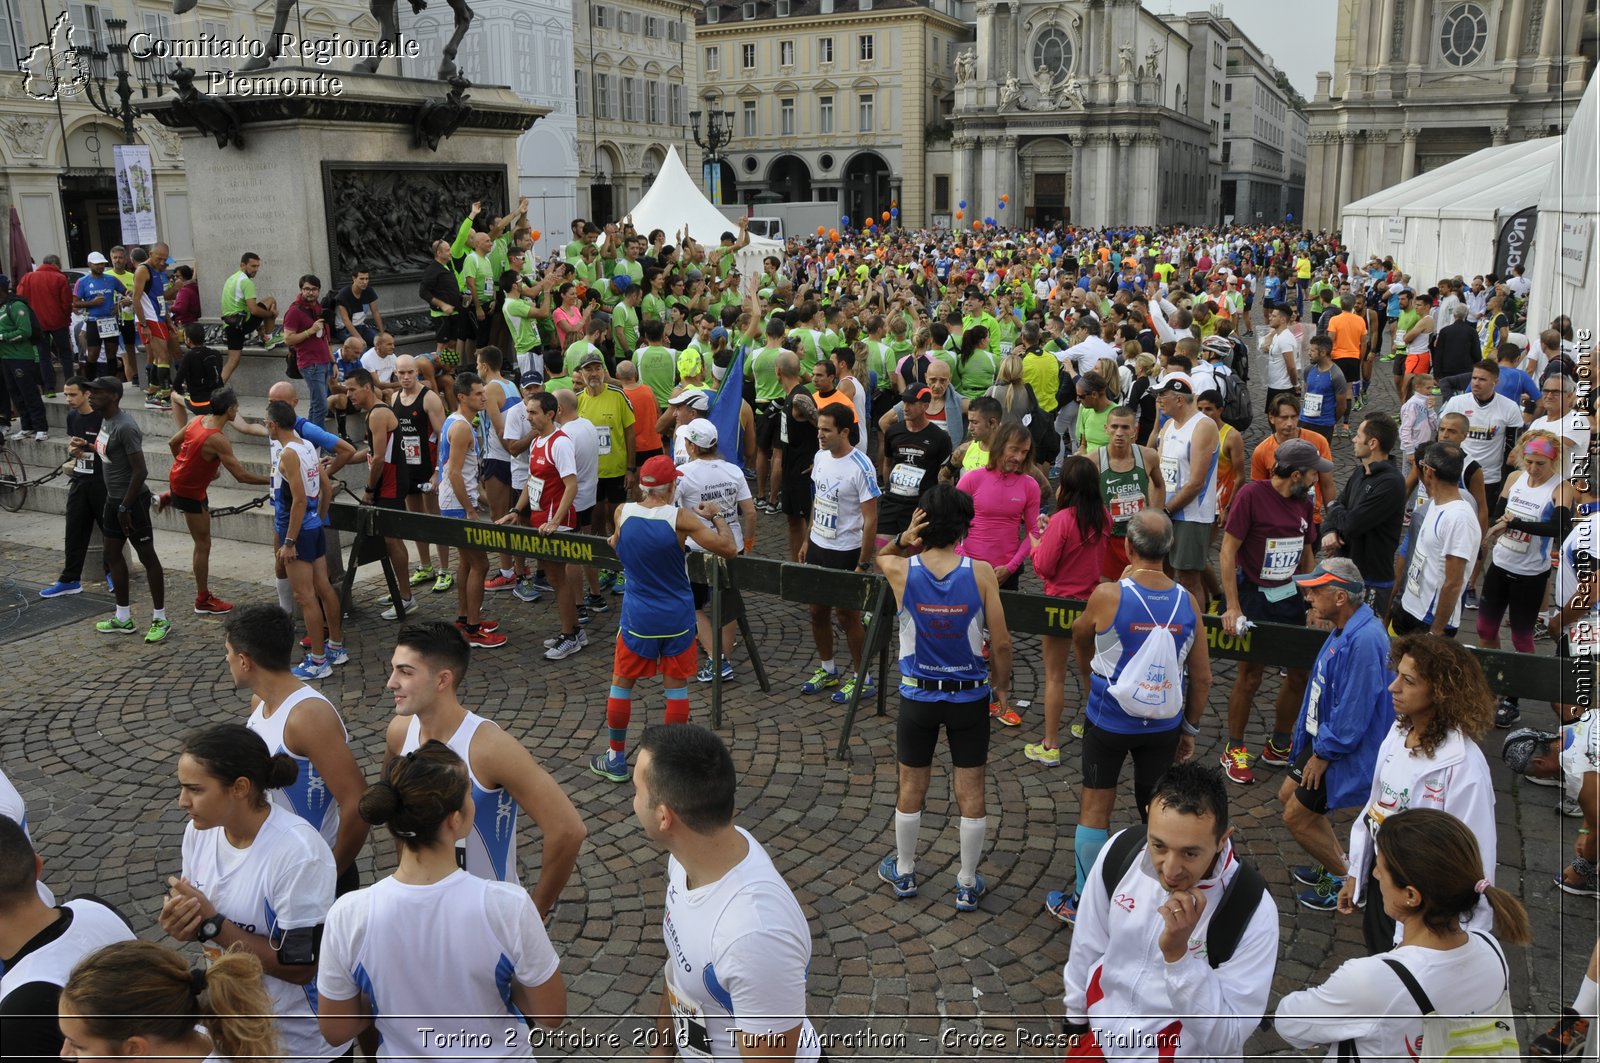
[{"xmin": 327, "ymin": 503, "xmax": 1585, "ymax": 759}]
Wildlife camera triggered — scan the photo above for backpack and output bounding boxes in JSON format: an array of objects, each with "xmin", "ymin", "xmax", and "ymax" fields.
[
  {"xmin": 8, "ymin": 297, "xmax": 44, "ymax": 346},
  {"xmin": 1370, "ymin": 933, "xmax": 1521, "ymax": 1062},
  {"xmin": 1098, "ymin": 828, "xmax": 1267, "ymax": 968},
  {"xmin": 1216, "ymin": 365, "xmax": 1254, "ymax": 431},
  {"xmin": 1106, "ymin": 579, "xmax": 1186, "ymax": 721}
]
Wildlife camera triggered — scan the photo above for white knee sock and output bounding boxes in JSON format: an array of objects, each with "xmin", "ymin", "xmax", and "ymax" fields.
[
  {"xmin": 1575, "ymin": 974, "xmax": 1598, "ymax": 1017},
  {"xmin": 276, "ymin": 578, "xmax": 293, "ymax": 615},
  {"xmin": 958, "ymin": 816, "xmax": 987, "ymax": 888},
  {"xmin": 894, "ymin": 810, "xmax": 920, "ymax": 877}
]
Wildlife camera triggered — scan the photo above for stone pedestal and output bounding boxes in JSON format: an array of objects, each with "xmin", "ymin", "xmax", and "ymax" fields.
[{"xmin": 142, "ymin": 69, "xmax": 545, "ymax": 328}]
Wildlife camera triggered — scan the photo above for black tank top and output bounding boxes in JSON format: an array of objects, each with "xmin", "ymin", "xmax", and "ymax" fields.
[{"xmin": 392, "ymin": 386, "xmax": 435, "ymax": 481}]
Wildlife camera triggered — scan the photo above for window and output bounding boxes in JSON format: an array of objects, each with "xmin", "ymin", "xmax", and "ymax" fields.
[
  {"xmin": 776, "ymin": 0, "xmax": 790, "ymax": 13},
  {"xmin": 67, "ymin": 2, "xmax": 102, "ymax": 49},
  {"xmin": 706, "ymin": 5, "xmax": 719, "ymax": 22},
  {"xmin": 858, "ymin": 92, "xmax": 874, "ymax": 130},
  {"xmin": 647, "ymin": 80, "xmax": 661, "ymax": 123},
  {"xmin": 575, "ymin": 69, "xmax": 586, "ymax": 115},
  {"xmin": 743, "ymin": 99, "xmax": 757, "ymax": 136},
  {"xmin": 644, "ymin": 15, "xmax": 659, "ymax": 35},
  {"xmin": 818, "ymin": 95, "xmax": 834, "ymax": 133},
  {"xmin": 1222, "ymin": 113, "xmax": 1230, "ymax": 130},
  {"xmin": 819, "ymin": 37, "xmax": 834, "ymax": 63},
  {"xmin": 780, "ymin": 97, "xmax": 795, "ymax": 134},
  {"xmin": 858, "ymin": 34, "xmax": 874, "ymax": 61},
  {"xmin": 667, "ymin": 20, "xmax": 681, "ymax": 40},
  {"xmin": 1031, "ymin": 25, "xmax": 1073, "ymax": 79},
  {"xmin": 1222, "ymin": 141, "xmax": 1231, "ymax": 163},
  {"xmin": 742, "ymin": 1, "xmax": 756, "ymax": 17},
  {"xmin": 1224, "ymin": 83, "xmax": 1232, "ymax": 101},
  {"xmin": 594, "ymin": 72, "xmax": 612, "ymax": 117},
  {"xmin": 591, "ymin": 4, "xmax": 608, "ymax": 27},
  {"xmin": 934, "ymin": 174, "xmax": 950, "ymax": 211},
  {"xmin": 621, "ymin": 77, "xmax": 636, "ymax": 120},
  {"xmin": 705, "ymin": 46, "xmax": 719, "ymax": 72},
  {"xmin": 0, "ymin": 0, "xmax": 24, "ymax": 69},
  {"xmin": 742, "ymin": 43, "xmax": 756, "ymax": 68},
  {"xmin": 669, "ymin": 83, "xmax": 685, "ymax": 125},
  {"xmin": 780, "ymin": 40, "xmax": 794, "ymax": 66},
  {"xmin": 1439, "ymin": 2, "xmax": 1489, "ymax": 66}
]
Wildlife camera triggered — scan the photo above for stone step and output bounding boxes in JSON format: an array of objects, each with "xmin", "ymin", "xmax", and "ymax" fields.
[{"xmin": 10, "ymin": 433, "xmax": 279, "ymax": 481}]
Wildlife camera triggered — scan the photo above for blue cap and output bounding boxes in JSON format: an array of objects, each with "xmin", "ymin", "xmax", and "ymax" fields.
[
  {"xmin": 612, "ymin": 273, "xmax": 632, "ymax": 292},
  {"xmin": 709, "ymin": 326, "xmax": 728, "ymax": 343}
]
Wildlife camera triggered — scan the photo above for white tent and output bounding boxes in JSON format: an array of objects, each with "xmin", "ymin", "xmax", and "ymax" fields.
[
  {"xmin": 1527, "ymin": 72, "xmax": 1598, "ymax": 338},
  {"xmin": 1341, "ymin": 137, "xmax": 1563, "ymax": 287},
  {"xmin": 623, "ymin": 145, "xmax": 781, "ymax": 290}
]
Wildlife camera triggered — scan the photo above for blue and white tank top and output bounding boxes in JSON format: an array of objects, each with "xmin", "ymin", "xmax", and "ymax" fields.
[
  {"xmin": 896, "ymin": 556, "xmax": 990, "ymax": 702},
  {"xmin": 1087, "ymin": 578, "xmax": 1197, "ymax": 734},
  {"xmin": 271, "ymin": 436, "xmax": 322, "ymax": 533},
  {"xmin": 437, "ymin": 411, "xmax": 481, "ymax": 512},
  {"xmin": 614, "ymin": 502, "xmax": 696, "ymax": 658},
  {"xmin": 400, "ymin": 713, "xmax": 519, "ymax": 883},
  {"xmin": 1158, "ymin": 413, "xmax": 1218, "ymax": 523},
  {"xmin": 482, "ymin": 381, "xmax": 521, "ymax": 464},
  {"xmin": 1492, "ymin": 472, "xmax": 1560, "ymax": 576},
  {"xmin": 247, "ymin": 685, "xmax": 347, "ymax": 852}
]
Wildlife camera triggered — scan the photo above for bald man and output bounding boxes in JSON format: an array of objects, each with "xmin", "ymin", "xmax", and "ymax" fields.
[{"xmin": 392, "ymin": 353, "xmax": 452, "ymax": 593}]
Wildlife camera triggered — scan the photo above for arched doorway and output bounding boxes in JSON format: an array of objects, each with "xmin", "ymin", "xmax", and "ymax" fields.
[
  {"xmin": 767, "ymin": 154, "xmax": 813, "ymax": 202},
  {"xmin": 1020, "ymin": 137, "xmax": 1072, "ymax": 228},
  {"xmin": 842, "ymin": 151, "xmax": 890, "ymax": 229},
  {"xmin": 59, "ymin": 122, "xmax": 130, "ymax": 266},
  {"xmin": 591, "ymin": 144, "xmax": 621, "ymax": 224}
]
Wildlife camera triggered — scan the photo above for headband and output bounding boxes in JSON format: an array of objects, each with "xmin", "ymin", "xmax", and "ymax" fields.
[{"xmin": 1524, "ymin": 437, "xmax": 1559, "ymax": 460}]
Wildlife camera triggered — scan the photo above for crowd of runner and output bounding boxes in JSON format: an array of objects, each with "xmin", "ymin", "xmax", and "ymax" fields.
[{"xmin": 1, "ymin": 208, "xmax": 1597, "ymax": 1061}]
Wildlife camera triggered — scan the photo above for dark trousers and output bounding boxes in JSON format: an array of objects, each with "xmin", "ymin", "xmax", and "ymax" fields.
[
  {"xmin": 36, "ymin": 329, "xmax": 73, "ymax": 392},
  {"xmin": 62, "ymin": 473, "xmax": 109, "ymax": 583},
  {"xmin": 2, "ymin": 358, "xmax": 46, "ymax": 431},
  {"xmin": 1362, "ymin": 864, "xmax": 1397, "ymax": 954}
]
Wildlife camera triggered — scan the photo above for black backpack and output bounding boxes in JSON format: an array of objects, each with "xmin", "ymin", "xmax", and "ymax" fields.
[
  {"xmin": 1215, "ymin": 366, "xmax": 1254, "ymax": 432},
  {"xmin": 1098, "ymin": 827, "xmax": 1267, "ymax": 968}
]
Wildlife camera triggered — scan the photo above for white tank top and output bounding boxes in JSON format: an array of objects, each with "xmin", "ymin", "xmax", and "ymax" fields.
[
  {"xmin": 400, "ymin": 713, "xmax": 519, "ymax": 883},
  {"xmin": 482, "ymin": 379, "xmax": 519, "ymax": 464},
  {"xmin": 1158, "ymin": 411, "xmax": 1218, "ymax": 522},
  {"xmin": 247, "ymin": 686, "xmax": 347, "ymax": 852},
  {"xmin": 1492, "ymin": 472, "xmax": 1560, "ymax": 576},
  {"xmin": 438, "ymin": 412, "xmax": 481, "ymax": 513},
  {"xmin": 0, "ymin": 899, "xmax": 133, "ymax": 997}
]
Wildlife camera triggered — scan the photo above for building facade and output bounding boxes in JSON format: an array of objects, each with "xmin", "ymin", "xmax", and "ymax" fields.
[
  {"xmin": 1219, "ymin": 22, "xmax": 1307, "ymax": 226},
  {"xmin": 1303, "ymin": 0, "xmax": 1595, "ymax": 232},
  {"xmin": 573, "ymin": 0, "xmax": 700, "ymax": 224},
  {"xmin": 949, "ymin": 0, "xmax": 1221, "ymax": 229},
  {"xmin": 694, "ymin": 0, "xmax": 970, "ymax": 229}
]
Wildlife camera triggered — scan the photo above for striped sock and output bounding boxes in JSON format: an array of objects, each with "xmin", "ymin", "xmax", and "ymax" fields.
[
  {"xmin": 664, "ymin": 686, "xmax": 689, "ymax": 726},
  {"xmin": 607, "ymin": 685, "xmax": 632, "ymax": 756}
]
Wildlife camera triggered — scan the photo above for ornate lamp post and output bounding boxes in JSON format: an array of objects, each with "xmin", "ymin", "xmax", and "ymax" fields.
[
  {"xmin": 688, "ymin": 90, "xmax": 736, "ymax": 205},
  {"xmin": 76, "ymin": 18, "xmax": 169, "ymax": 145}
]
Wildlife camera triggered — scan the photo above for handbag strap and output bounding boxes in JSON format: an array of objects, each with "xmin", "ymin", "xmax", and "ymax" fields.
[{"xmin": 1380, "ymin": 957, "xmax": 1435, "ymax": 1015}]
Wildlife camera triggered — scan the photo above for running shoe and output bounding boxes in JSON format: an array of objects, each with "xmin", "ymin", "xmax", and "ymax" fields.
[
  {"xmin": 1526, "ymin": 771, "xmax": 1562, "ymax": 788},
  {"xmin": 143, "ymin": 618, "xmax": 173, "ymax": 643},
  {"xmin": 1297, "ymin": 872, "xmax": 1342, "ymax": 911},
  {"xmin": 1291, "ymin": 864, "xmax": 1326, "ymax": 887},
  {"xmin": 463, "ymin": 628, "xmax": 507, "ymax": 649},
  {"xmin": 1461, "ymin": 587, "xmax": 1479, "ymax": 611},
  {"xmin": 589, "ymin": 750, "xmax": 630, "ymax": 783},
  {"xmin": 7, "ymin": 428, "xmax": 25, "ymax": 440},
  {"xmin": 1024, "ymin": 743, "xmax": 1060, "ymax": 766},
  {"xmin": 432, "ymin": 572, "xmax": 454, "ymax": 593},
  {"xmin": 696, "ymin": 660, "xmax": 735, "ymax": 683},
  {"xmin": 577, "ymin": 605, "xmax": 591, "ymax": 626},
  {"xmin": 512, "ymin": 579, "xmax": 542, "ymax": 602},
  {"xmin": 193, "ymin": 593, "xmax": 233, "ymax": 615},
  {"xmin": 1560, "ymin": 795, "xmax": 1585, "ymax": 818},
  {"xmin": 582, "ymin": 593, "xmax": 610, "ymax": 613},
  {"xmin": 105, "ymin": 572, "xmax": 113, "ymax": 592},
  {"xmin": 1494, "ymin": 697, "xmax": 1522, "ymax": 729},
  {"xmin": 144, "ymin": 394, "xmax": 168, "ymax": 410},
  {"xmin": 456, "ymin": 618, "xmax": 501, "ymax": 634},
  {"xmin": 597, "ymin": 568, "xmax": 615, "ymax": 590},
  {"xmin": 954, "ymin": 874, "xmax": 987, "ymax": 912},
  {"xmin": 611, "ymin": 571, "xmax": 627, "ymax": 595},
  {"xmin": 39, "ymin": 580, "xmax": 82, "ymax": 598},
  {"xmin": 291, "ymin": 656, "xmax": 331, "ymax": 680},
  {"xmin": 543, "ymin": 628, "xmax": 589, "ymax": 649},
  {"xmin": 830, "ymin": 674, "xmax": 876, "ymax": 704},
  {"xmin": 1555, "ymin": 869, "xmax": 1600, "ymax": 896},
  {"xmin": 1379, "ymin": 350, "xmax": 1397, "ymax": 362},
  {"xmin": 42, "ymin": 390, "xmax": 56, "ymax": 399},
  {"xmin": 484, "ymin": 573, "xmax": 518, "ymax": 592},
  {"xmin": 1069, "ymin": 721, "xmax": 1085, "ymax": 739},
  {"xmin": 1044, "ymin": 890, "xmax": 1078, "ymax": 925},
  {"xmin": 1529, "ymin": 1009, "xmax": 1590, "ymax": 1058},
  {"xmin": 1220, "ymin": 744, "xmax": 1255, "ymax": 784},
  {"xmin": 876, "ymin": 854, "xmax": 918, "ymax": 898},
  {"xmin": 263, "ymin": 329, "xmax": 285, "ymax": 349},
  {"xmin": 529, "ymin": 573, "xmax": 555, "ymax": 594},
  {"xmin": 324, "ymin": 643, "xmax": 350, "ymax": 666},
  {"xmin": 409, "ymin": 566, "xmax": 437, "ymax": 587},
  {"xmin": 1258, "ymin": 739, "xmax": 1291, "ymax": 767},
  {"xmin": 96, "ymin": 617, "xmax": 137, "ymax": 634},
  {"xmin": 800, "ymin": 667, "xmax": 840, "ymax": 694},
  {"xmin": 33, "ymin": 430, "xmax": 49, "ymax": 441},
  {"xmin": 544, "ymin": 633, "xmax": 583, "ymax": 660},
  {"xmin": 992, "ymin": 705, "xmax": 1023, "ymax": 727},
  {"xmin": 381, "ymin": 599, "xmax": 416, "ymax": 620}
]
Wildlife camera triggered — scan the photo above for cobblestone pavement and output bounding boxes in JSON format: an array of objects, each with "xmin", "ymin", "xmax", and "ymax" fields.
[{"xmin": 2, "ymin": 364, "xmax": 1594, "ymax": 1060}]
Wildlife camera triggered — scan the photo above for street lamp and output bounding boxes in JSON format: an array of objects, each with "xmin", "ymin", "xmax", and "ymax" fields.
[
  {"xmin": 688, "ymin": 90, "xmax": 736, "ymax": 205},
  {"xmin": 76, "ymin": 18, "xmax": 169, "ymax": 145}
]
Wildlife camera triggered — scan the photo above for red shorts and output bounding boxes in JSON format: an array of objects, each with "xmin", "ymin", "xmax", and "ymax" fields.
[
  {"xmin": 1404, "ymin": 352, "xmax": 1431, "ymax": 375},
  {"xmin": 612, "ymin": 635, "xmax": 697, "ymax": 681},
  {"xmin": 1101, "ymin": 535, "xmax": 1130, "ymax": 581},
  {"xmin": 139, "ymin": 320, "xmax": 172, "ymax": 345}
]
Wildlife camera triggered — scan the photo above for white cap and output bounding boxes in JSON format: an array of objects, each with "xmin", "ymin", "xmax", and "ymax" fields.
[
  {"xmin": 684, "ymin": 419, "xmax": 719, "ymax": 449},
  {"xmin": 86, "ymin": 251, "xmax": 108, "ymax": 265}
]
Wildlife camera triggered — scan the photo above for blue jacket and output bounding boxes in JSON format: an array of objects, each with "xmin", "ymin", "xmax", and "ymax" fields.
[{"xmin": 1290, "ymin": 605, "xmax": 1396, "ymax": 810}]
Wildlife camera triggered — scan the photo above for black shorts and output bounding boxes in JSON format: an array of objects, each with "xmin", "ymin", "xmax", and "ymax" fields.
[
  {"xmin": 807, "ymin": 542, "xmax": 860, "ymax": 572},
  {"xmin": 431, "ymin": 314, "xmax": 463, "ymax": 345},
  {"xmin": 574, "ymin": 505, "xmax": 594, "ymax": 531},
  {"xmin": 222, "ymin": 317, "xmax": 251, "ymax": 351},
  {"xmin": 691, "ymin": 579, "xmax": 745, "ymax": 621},
  {"xmin": 755, "ymin": 402, "xmax": 781, "ymax": 451},
  {"xmin": 597, "ymin": 475, "xmax": 627, "ymax": 505},
  {"xmin": 1081, "ymin": 722, "xmax": 1181, "ymax": 818},
  {"xmin": 372, "ymin": 491, "xmax": 406, "ymax": 510},
  {"xmin": 1238, "ymin": 578, "xmax": 1309, "ymax": 626},
  {"xmin": 1390, "ymin": 604, "xmax": 1455, "ymax": 638},
  {"xmin": 83, "ymin": 322, "xmax": 122, "ymax": 353},
  {"xmin": 404, "ymin": 465, "xmax": 433, "ymax": 496},
  {"xmin": 1334, "ymin": 358, "xmax": 1361, "ymax": 385},
  {"xmin": 896, "ymin": 693, "xmax": 990, "ymax": 769},
  {"xmin": 102, "ymin": 492, "xmax": 154, "ymax": 545},
  {"xmin": 169, "ymin": 491, "xmax": 207, "ymax": 514},
  {"xmin": 781, "ymin": 471, "xmax": 813, "ymax": 518},
  {"xmin": 1288, "ymin": 745, "xmax": 1331, "ymax": 814},
  {"xmin": 472, "ymin": 307, "xmax": 494, "ymax": 347},
  {"xmin": 483, "ymin": 458, "xmax": 513, "ymax": 487},
  {"xmin": 636, "ymin": 447, "xmax": 664, "ymax": 463},
  {"xmin": 1479, "ymin": 563, "xmax": 1551, "ymax": 637}
]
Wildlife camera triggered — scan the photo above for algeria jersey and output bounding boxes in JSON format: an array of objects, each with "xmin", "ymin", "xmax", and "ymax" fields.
[{"xmin": 400, "ymin": 714, "xmax": 520, "ymax": 883}]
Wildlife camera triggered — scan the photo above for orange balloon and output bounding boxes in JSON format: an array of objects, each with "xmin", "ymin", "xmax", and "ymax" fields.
[
  {"xmin": 1000, "ymin": 194, "xmax": 1009, "ymax": 204},
  {"xmin": 529, "ymin": 229, "xmax": 542, "ymax": 241},
  {"xmin": 955, "ymin": 210, "xmax": 964, "ymax": 220},
  {"xmin": 881, "ymin": 211, "xmax": 890, "ymax": 222},
  {"xmin": 817, "ymin": 226, "xmax": 826, "ymax": 236},
  {"xmin": 829, "ymin": 229, "xmax": 839, "ymax": 240},
  {"xmin": 972, "ymin": 220, "xmax": 982, "ymax": 230}
]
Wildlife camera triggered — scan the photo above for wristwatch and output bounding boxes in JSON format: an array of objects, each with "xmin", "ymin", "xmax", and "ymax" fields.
[
  {"xmin": 283, "ymin": 537, "xmax": 297, "ymax": 547},
  {"xmin": 195, "ymin": 915, "xmax": 225, "ymax": 943}
]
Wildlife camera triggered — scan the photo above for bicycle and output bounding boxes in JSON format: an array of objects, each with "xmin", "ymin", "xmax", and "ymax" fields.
[{"xmin": 0, "ymin": 434, "xmax": 25, "ymax": 513}]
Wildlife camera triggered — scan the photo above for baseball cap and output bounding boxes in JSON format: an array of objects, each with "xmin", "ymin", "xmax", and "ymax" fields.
[
  {"xmin": 1501, "ymin": 727, "xmax": 1559, "ymax": 774},
  {"xmin": 611, "ymin": 274, "xmax": 632, "ymax": 292},
  {"xmin": 1292, "ymin": 557, "xmax": 1365, "ymax": 594},
  {"xmin": 684, "ymin": 419, "xmax": 719, "ymax": 449},
  {"xmin": 901, "ymin": 384, "xmax": 932, "ymax": 404},
  {"xmin": 677, "ymin": 348, "xmax": 704, "ymax": 379},
  {"xmin": 575, "ymin": 349, "xmax": 604, "ymax": 370},
  {"xmin": 86, "ymin": 251, "xmax": 109, "ymax": 265},
  {"xmin": 638, "ymin": 454, "xmax": 681, "ymax": 487},
  {"xmin": 1275, "ymin": 438, "xmax": 1336, "ymax": 473},
  {"xmin": 667, "ymin": 388, "xmax": 711, "ymax": 411},
  {"xmin": 709, "ymin": 326, "xmax": 729, "ymax": 344},
  {"xmin": 1151, "ymin": 372, "xmax": 1194, "ymax": 395},
  {"xmin": 85, "ymin": 375, "xmax": 124, "ymax": 392}
]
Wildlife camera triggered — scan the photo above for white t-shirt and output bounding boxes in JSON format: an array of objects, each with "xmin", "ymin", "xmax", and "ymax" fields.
[
  {"xmin": 1440, "ymin": 393, "xmax": 1525, "ymax": 484},
  {"xmin": 559, "ymin": 416, "xmax": 600, "ymax": 511},
  {"xmin": 1065, "ymin": 335, "xmax": 1118, "ymax": 377},
  {"xmin": 677, "ymin": 458, "xmax": 751, "ymax": 553},
  {"xmin": 360, "ymin": 348, "xmax": 397, "ymax": 383},
  {"xmin": 1529, "ymin": 410, "xmax": 1591, "ymax": 483},
  {"xmin": 181, "ymin": 804, "xmax": 344, "ymax": 1062},
  {"xmin": 0, "ymin": 768, "xmax": 55, "ymax": 905},
  {"xmin": 503, "ymin": 402, "xmax": 532, "ymax": 490},
  {"xmin": 661, "ymin": 827, "xmax": 820, "ymax": 1062},
  {"xmin": 808, "ymin": 447, "xmax": 881, "ymax": 552},
  {"xmin": 1263, "ymin": 328, "xmax": 1298, "ymax": 390},
  {"xmin": 1556, "ymin": 514, "xmax": 1600, "ymax": 656},
  {"xmin": 318, "ymin": 870, "xmax": 560, "ymax": 1061},
  {"xmin": 0, "ymin": 898, "xmax": 134, "ymax": 1001},
  {"xmin": 1562, "ymin": 711, "xmax": 1600, "ymax": 802},
  {"xmin": 1400, "ymin": 498, "xmax": 1482, "ymax": 630}
]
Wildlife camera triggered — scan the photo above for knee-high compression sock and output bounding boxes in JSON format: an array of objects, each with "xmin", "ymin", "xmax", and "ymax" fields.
[
  {"xmin": 607, "ymin": 685, "xmax": 633, "ymax": 756},
  {"xmin": 276, "ymin": 578, "xmax": 294, "ymax": 615},
  {"xmin": 664, "ymin": 686, "xmax": 689, "ymax": 726},
  {"xmin": 1574, "ymin": 974, "xmax": 1598, "ymax": 1017},
  {"xmin": 958, "ymin": 816, "xmax": 987, "ymax": 889},
  {"xmin": 895, "ymin": 810, "xmax": 921, "ymax": 877},
  {"xmin": 1074, "ymin": 825, "xmax": 1110, "ymax": 900}
]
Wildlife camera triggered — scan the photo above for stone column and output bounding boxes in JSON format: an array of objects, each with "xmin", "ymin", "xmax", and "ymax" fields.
[
  {"xmin": 1377, "ymin": 0, "xmax": 1401, "ymax": 66},
  {"xmin": 1409, "ymin": 0, "xmax": 1429, "ymax": 67},
  {"xmin": 980, "ymin": 137, "xmax": 999, "ymax": 212},
  {"xmin": 1538, "ymin": 0, "xmax": 1562, "ymax": 59},
  {"xmin": 1114, "ymin": 133, "xmax": 1134, "ymax": 223},
  {"xmin": 1491, "ymin": 124, "xmax": 1510, "ymax": 146},
  {"xmin": 1070, "ymin": 136, "xmax": 1085, "ymax": 223},
  {"xmin": 1503, "ymin": 0, "xmax": 1528, "ymax": 62},
  {"xmin": 1336, "ymin": 131, "xmax": 1356, "ymax": 219},
  {"xmin": 952, "ymin": 134, "xmax": 975, "ymax": 214},
  {"xmin": 1400, "ymin": 127, "xmax": 1419, "ymax": 181},
  {"xmin": 995, "ymin": 134, "xmax": 1018, "ymax": 218},
  {"xmin": 1365, "ymin": 129, "xmax": 1388, "ymax": 194}
]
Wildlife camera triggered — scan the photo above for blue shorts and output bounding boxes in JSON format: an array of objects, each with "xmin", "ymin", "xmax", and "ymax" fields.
[
  {"xmin": 276, "ymin": 525, "xmax": 327, "ymax": 563},
  {"xmin": 441, "ymin": 507, "xmax": 466, "ymax": 519}
]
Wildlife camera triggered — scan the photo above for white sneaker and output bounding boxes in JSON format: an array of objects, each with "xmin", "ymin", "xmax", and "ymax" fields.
[
  {"xmin": 381, "ymin": 599, "xmax": 417, "ymax": 621},
  {"xmin": 8, "ymin": 428, "xmax": 23, "ymax": 440},
  {"xmin": 33, "ymin": 431, "xmax": 48, "ymax": 442},
  {"xmin": 544, "ymin": 633, "xmax": 583, "ymax": 660}
]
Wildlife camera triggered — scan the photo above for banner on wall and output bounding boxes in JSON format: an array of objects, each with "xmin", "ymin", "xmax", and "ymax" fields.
[
  {"xmin": 1494, "ymin": 206, "xmax": 1537, "ymax": 278},
  {"xmin": 113, "ymin": 144, "xmax": 158, "ymax": 245}
]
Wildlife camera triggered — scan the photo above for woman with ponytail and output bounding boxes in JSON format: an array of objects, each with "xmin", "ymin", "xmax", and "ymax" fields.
[
  {"xmin": 1276, "ymin": 807, "xmax": 1530, "ymax": 1060},
  {"xmin": 157, "ymin": 724, "xmax": 343, "ymax": 1063},
  {"xmin": 60, "ymin": 940, "xmax": 280, "ymax": 1063},
  {"xmin": 318, "ymin": 741, "xmax": 565, "ymax": 1058}
]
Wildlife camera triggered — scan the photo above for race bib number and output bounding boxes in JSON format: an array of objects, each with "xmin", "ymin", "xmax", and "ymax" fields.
[
  {"xmin": 1160, "ymin": 457, "xmax": 1181, "ymax": 493},
  {"xmin": 1500, "ymin": 529, "xmax": 1531, "ymax": 552},
  {"xmin": 1405, "ymin": 555, "xmax": 1424, "ymax": 596},
  {"xmin": 1567, "ymin": 620, "xmax": 1600, "ymax": 657},
  {"xmin": 889, "ymin": 462, "xmax": 923, "ymax": 498},
  {"xmin": 666, "ymin": 986, "xmax": 713, "ymax": 1060},
  {"xmin": 1260, "ymin": 535, "xmax": 1304, "ymax": 582},
  {"xmin": 597, "ymin": 425, "xmax": 613, "ymax": 456},
  {"xmin": 1304, "ymin": 673, "xmax": 1324, "ymax": 736},
  {"xmin": 527, "ymin": 476, "xmax": 544, "ymax": 512},
  {"xmin": 73, "ymin": 453, "xmax": 95, "ymax": 476},
  {"xmin": 812, "ymin": 492, "xmax": 840, "ymax": 539},
  {"xmin": 998, "ymin": 342, "xmax": 1014, "ymax": 356},
  {"xmin": 94, "ymin": 427, "xmax": 110, "ymax": 461},
  {"xmin": 95, "ymin": 317, "xmax": 120, "ymax": 338},
  {"xmin": 1302, "ymin": 391, "xmax": 1324, "ymax": 418},
  {"xmin": 401, "ymin": 436, "xmax": 422, "ymax": 466}
]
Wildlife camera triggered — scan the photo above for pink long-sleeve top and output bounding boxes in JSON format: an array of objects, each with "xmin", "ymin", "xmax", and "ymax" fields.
[
  {"xmin": 955, "ymin": 466, "xmax": 1040, "ymax": 575},
  {"xmin": 1032, "ymin": 508, "xmax": 1108, "ymax": 599}
]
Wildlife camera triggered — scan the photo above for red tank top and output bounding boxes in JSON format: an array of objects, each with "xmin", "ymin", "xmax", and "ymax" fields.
[
  {"xmin": 527, "ymin": 428, "xmax": 576, "ymax": 528},
  {"xmin": 168, "ymin": 419, "xmax": 223, "ymax": 499}
]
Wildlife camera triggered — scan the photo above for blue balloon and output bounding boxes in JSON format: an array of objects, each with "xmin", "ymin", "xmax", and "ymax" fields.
[
  {"xmin": 841, "ymin": 215, "xmax": 850, "ymax": 226},
  {"xmin": 998, "ymin": 200, "xmax": 1006, "ymax": 210},
  {"xmin": 985, "ymin": 216, "xmax": 995, "ymax": 226},
  {"xmin": 890, "ymin": 207, "xmax": 900, "ymax": 218},
  {"xmin": 958, "ymin": 200, "xmax": 967, "ymax": 210}
]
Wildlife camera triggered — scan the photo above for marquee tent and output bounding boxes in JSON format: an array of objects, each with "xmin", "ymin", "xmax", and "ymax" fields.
[
  {"xmin": 1527, "ymin": 72, "xmax": 1598, "ymax": 338},
  {"xmin": 619, "ymin": 145, "xmax": 781, "ymax": 290},
  {"xmin": 1340, "ymin": 137, "xmax": 1562, "ymax": 289}
]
